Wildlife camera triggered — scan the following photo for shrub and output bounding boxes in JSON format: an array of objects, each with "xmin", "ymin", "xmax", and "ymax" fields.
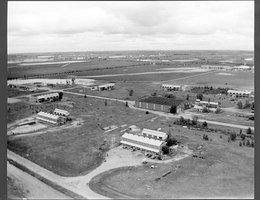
[
  {"xmin": 239, "ymin": 141, "xmax": 242, "ymax": 146},
  {"xmin": 215, "ymin": 107, "xmax": 221, "ymax": 114},
  {"xmin": 202, "ymin": 107, "xmax": 209, "ymax": 113},
  {"xmin": 125, "ymin": 102, "xmax": 128, "ymax": 107},
  {"xmin": 251, "ymin": 141, "xmax": 254, "ymax": 147},
  {"xmin": 228, "ymin": 137, "xmax": 231, "ymax": 142},
  {"xmin": 166, "ymin": 137, "xmax": 178, "ymax": 146},
  {"xmin": 151, "ymin": 92, "xmax": 157, "ymax": 96},
  {"xmin": 192, "ymin": 116, "xmax": 198, "ymax": 125},
  {"xmin": 196, "ymin": 93, "xmax": 203, "ymax": 101},
  {"xmin": 186, "ymin": 94, "xmax": 189, "ymax": 100},
  {"xmin": 246, "ymin": 140, "xmax": 250, "ymax": 146},
  {"xmin": 202, "ymin": 121, "xmax": 208, "ymax": 128},
  {"xmin": 203, "ymin": 134, "xmax": 209, "ymax": 140},
  {"xmin": 230, "ymin": 133, "xmax": 237, "ymax": 141},
  {"xmin": 165, "ymin": 94, "xmax": 175, "ymax": 99},
  {"xmin": 84, "ymin": 94, "xmax": 87, "ymax": 98},
  {"xmin": 246, "ymin": 127, "xmax": 252, "ymax": 135},
  {"xmin": 161, "ymin": 145, "xmax": 170, "ymax": 154},
  {"xmin": 129, "ymin": 89, "xmax": 134, "ymax": 96},
  {"xmin": 240, "ymin": 134, "xmax": 246, "ymax": 141},
  {"xmin": 145, "ymin": 111, "xmax": 149, "ymax": 114},
  {"xmin": 237, "ymin": 101, "xmax": 243, "ymax": 109},
  {"xmin": 169, "ymin": 105, "xmax": 177, "ymax": 114}
]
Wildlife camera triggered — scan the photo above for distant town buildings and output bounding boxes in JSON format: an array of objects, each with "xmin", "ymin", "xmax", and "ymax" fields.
[{"xmin": 201, "ymin": 65, "xmax": 232, "ymax": 70}]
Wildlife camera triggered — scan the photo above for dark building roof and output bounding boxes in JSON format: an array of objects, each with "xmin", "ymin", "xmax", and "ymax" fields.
[{"xmin": 138, "ymin": 96, "xmax": 185, "ymax": 107}]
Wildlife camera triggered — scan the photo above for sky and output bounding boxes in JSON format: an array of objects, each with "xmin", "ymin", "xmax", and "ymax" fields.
[{"xmin": 8, "ymin": 1, "xmax": 254, "ymax": 54}]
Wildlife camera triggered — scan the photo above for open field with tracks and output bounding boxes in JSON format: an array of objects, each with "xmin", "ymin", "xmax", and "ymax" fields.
[{"xmin": 90, "ymin": 121, "xmax": 254, "ymax": 199}]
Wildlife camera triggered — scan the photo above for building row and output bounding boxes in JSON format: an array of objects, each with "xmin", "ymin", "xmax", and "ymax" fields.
[
  {"xmin": 227, "ymin": 90, "xmax": 252, "ymax": 98},
  {"xmin": 201, "ymin": 65, "xmax": 253, "ymax": 71},
  {"xmin": 194, "ymin": 99, "xmax": 220, "ymax": 112},
  {"xmin": 36, "ymin": 109, "xmax": 70, "ymax": 126},
  {"xmin": 36, "ymin": 93, "xmax": 60, "ymax": 103}
]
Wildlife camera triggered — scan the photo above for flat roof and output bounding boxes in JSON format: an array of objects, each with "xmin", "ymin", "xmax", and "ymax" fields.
[
  {"xmin": 37, "ymin": 93, "xmax": 59, "ymax": 99},
  {"xmin": 54, "ymin": 108, "xmax": 70, "ymax": 116},
  {"xmin": 98, "ymin": 83, "xmax": 115, "ymax": 88},
  {"xmin": 142, "ymin": 128, "xmax": 167, "ymax": 139},
  {"xmin": 138, "ymin": 96, "xmax": 184, "ymax": 107},
  {"xmin": 37, "ymin": 111, "xmax": 60, "ymax": 120},
  {"xmin": 122, "ymin": 133, "xmax": 163, "ymax": 147},
  {"xmin": 120, "ymin": 141, "xmax": 160, "ymax": 153},
  {"xmin": 162, "ymin": 84, "xmax": 181, "ymax": 88}
]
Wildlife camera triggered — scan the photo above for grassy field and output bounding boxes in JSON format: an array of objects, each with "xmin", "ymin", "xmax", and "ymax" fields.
[
  {"xmin": 7, "ymin": 176, "xmax": 26, "ymax": 199},
  {"xmin": 174, "ymin": 71, "xmax": 254, "ymax": 90},
  {"xmin": 89, "ymin": 120, "xmax": 254, "ymax": 199},
  {"xmin": 8, "ymin": 88, "xmax": 49, "ymax": 98},
  {"xmin": 7, "ymin": 94, "xmax": 157, "ymax": 176},
  {"xmin": 7, "ymin": 60, "xmax": 148, "ymax": 78},
  {"xmin": 66, "ymin": 82, "xmax": 162, "ymax": 101},
  {"xmin": 91, "ymin": 72, "xmax": 205, "ymax": 82}
]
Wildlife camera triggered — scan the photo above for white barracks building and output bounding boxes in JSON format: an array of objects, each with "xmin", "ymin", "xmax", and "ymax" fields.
[{"xmin": 121, "ymin": 133, "xmax": 164, "ymax": 154}]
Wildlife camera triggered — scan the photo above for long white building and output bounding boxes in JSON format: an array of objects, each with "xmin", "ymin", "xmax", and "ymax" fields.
[
  {"xmin": 36, "ymin": 93, "xmax": 59, "ymax": 103},
  {"xmin": 227, "ymin": 90, "xmax": 251, "ymax": 97},
  {"xmin": 141, "ymin": 128, "xmax": 168, "ymax": 141},
  {"xmin": 36, "ymin": 111, "xmax": 66, "ymax": 126},
  {"xmin": 162, "ymin": 84, "xmax": 182, "ymax": 91},
  {"xmin": 194, "ymin": 99, "xmax": 220, "ymax": 112},
  {"xmin": 121, "ymin": 133, "xmax": 164, "ymax": 154},
  {"xmin": 53, "ymin": 108, "xmax": 70, "ymax": 118}
]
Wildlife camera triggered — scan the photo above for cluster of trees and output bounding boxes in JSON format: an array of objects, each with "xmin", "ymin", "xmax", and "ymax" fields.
[
  {"xmin": 161, "ymin": 134, "xmax": 178, "ymax": 155},
  {"xmin": 174, "ymin": 116, "xmax": 208, "ymax": 129},
  {"xmin": 237, "ymin": 99, "xmax": 253, "ymax": 109},
  {"xmin": 191, "ymin": 86, "xmax": 230, "ymax": 95},
  {"xmin": 164, "ymin": 93, "xmax": 176, "ymax": 99}
]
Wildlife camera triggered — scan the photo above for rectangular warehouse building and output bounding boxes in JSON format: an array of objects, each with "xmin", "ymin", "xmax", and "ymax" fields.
[
  {"xmin": 194, "ymin": 99, "xmax": 220, "ymax": 112},
  {"xmin": 98, "ymin": 83, "xmax": 115, "ymax": 91},
  {"xmin": 53, "ymin": 108, "xmax": 70, "ymax": 119},
  {"xmin": 161, "ymin": 84, "xmax": 182, "ymax": 91},
  {"xmin": 36, "ymin": 111, "xmax": 66, "ymax": 126},
  {"xmin": 36, "ymin": 93, "xmax": 59, "ymax": 103},
  {"xmin": 121, "ymin": 133, "xmax": 164, "ymax": 154},
  {"xmin": 141, "ymin": 128, "xmax": 168, "ymax": 141},
  {"xmin": 135, "ymin": 96, "xmax": 186, "ymax": 114},
  {"xmin": 227, "ymin": 90, "xmax": 251, "ymax": 98}
]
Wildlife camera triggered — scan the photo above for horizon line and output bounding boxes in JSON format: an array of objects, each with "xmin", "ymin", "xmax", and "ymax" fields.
[{"xmin": 8, "ymin": 49, "xmax": 254, "ymax": 55}]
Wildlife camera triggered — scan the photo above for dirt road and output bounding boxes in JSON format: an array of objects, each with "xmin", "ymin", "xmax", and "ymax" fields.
[{"xmin": 7, "ymin": 162, "xmax": 71, "ymax": 199}]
